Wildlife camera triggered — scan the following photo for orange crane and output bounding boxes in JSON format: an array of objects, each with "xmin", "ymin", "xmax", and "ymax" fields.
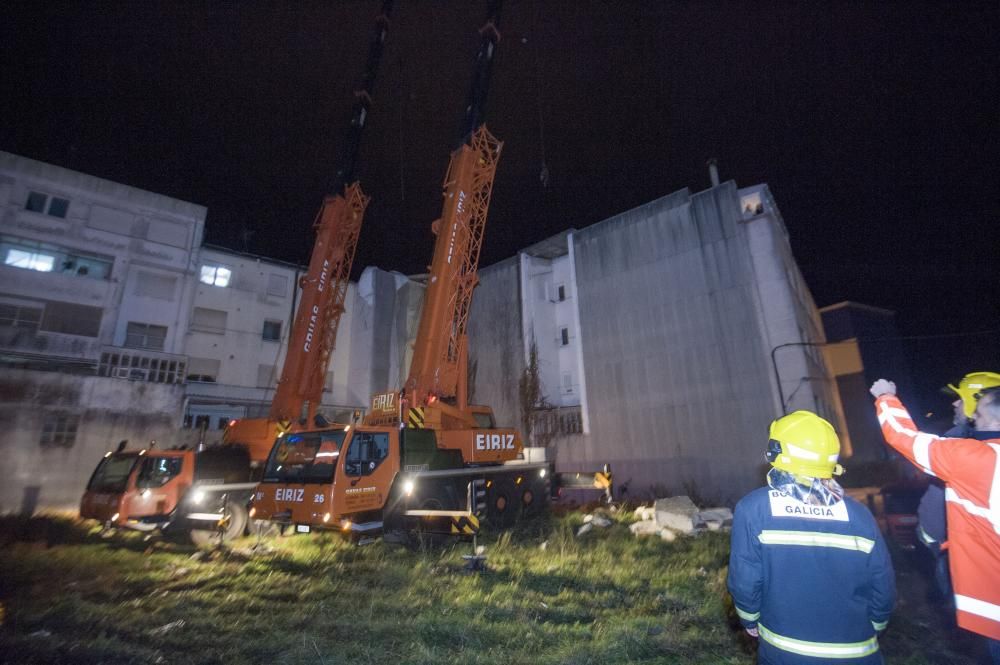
[
  {"xmin": 250, "ymin": 1, "xmax": 607, "ymax": 540},
  {"xmin": 79, "ymin": 1, "xmax": 395, "ymax": 544}
]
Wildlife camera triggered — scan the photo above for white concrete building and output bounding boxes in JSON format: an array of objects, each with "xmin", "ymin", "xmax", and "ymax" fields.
[{"xmin": 0, "ymin": 151, "xmax": 204, "ymax": 511}]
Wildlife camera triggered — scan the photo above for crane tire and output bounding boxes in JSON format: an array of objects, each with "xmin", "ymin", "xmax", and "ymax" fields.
[{"xmin": 486, "ymin": 478, "xmax": 520, "ymax": 529}]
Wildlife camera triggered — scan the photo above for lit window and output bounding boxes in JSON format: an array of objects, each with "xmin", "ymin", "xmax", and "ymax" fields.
[
  {"xmin": 2, "ymin": 235, "xmax": 110, "ymax": 280},
  {"xmin": 5, "ymin": 248, "xmax": 55, "ymax": 272},
  {"xmin": 200, "ymin": 265, "xmax": 231, "ymax": 287}
]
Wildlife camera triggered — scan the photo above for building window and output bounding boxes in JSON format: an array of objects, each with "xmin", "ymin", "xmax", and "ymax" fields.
[
  {"xmin": 262, "ymin": 319, "xmax": 282, "ymax": 341},
  {"xmin": 135, "ymin": 271, "xmax": 177, "ymax": 300},
  {"xmin": 40, "ymin": 301, "xmax": 102, "ymax": 337},
  {"xmin": 40, "ymin": 414, "xmax": 79, "ymax": 448},
  {"xmin": 186, "ymin": 357, "xmax": 220, "ymax": 383},
  {"xmin": 4, "ymin": 247, "xmax": 55, "ymax": 273},
  {"xmin": 125, "ymin": 322, "xmax": 167, "ymax": 350},
  {"xmin": 199, "ymin": 264, "xmax": 231, "ymax": 287},
  {"xmin": 191, "ymin": 307, "xmax": 228, "ymax": 334},
  {"xmin": 558, "ymin": 285, "xmax": 566, "ymax": 301},
  {"xmin": 185, "ymin": 414, "xmax": 211, "ymax": 431},
  {"xmin": 257, "ymin": 364, "xmax": 276, "ymax": 388},
  {"xmin": 560, "ymin": 327, "xmax": 570, "ymax": 346},
  {"xmin": 25, "ymin": 191, "xmax": 70, "ymax": 218},
  {"xmin": 2, "ymin": 235, "xmax": 112, "ymax": 280},
  {"xmin": 562, "ymin": 372, "xmax": 574, "ymax": 394},
  {"xmin": 267, "ymin": 273, "xmax": 288, "ymax": 297},
  {"xmin": 0, "ymin": 303, "xmax": 43, "ymax": 331},
  {"xmin": 48, "ymin": 197, "xmax": 70, "ymax": 218},
  {"xmin": 99, "ymin": 352, "xmax": 185, "ymax": 384}
]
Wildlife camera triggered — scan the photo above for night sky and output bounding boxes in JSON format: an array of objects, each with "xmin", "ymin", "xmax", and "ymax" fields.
[{"xmin": 2, "ymin": 1, "xmax": 997, "ymax": 413}]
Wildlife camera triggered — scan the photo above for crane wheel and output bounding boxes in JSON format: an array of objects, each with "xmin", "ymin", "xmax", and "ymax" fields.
[
  {"xmin": 190, "ymin": 502, "xmax": 248, "ymax": 547},
  {"xmin": 486, "ymin": 478, "xmax": 519, "ymax": 529}
]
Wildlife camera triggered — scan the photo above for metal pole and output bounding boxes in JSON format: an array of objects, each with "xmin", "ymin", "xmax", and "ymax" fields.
[{"xmin": 770, "ymin": 341, "xmax": 827, "ymax": 415}]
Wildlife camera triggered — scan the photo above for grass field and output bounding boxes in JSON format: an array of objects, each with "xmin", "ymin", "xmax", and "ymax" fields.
[{"xmin": 0, "ymin": 510, "xmax": 986, "ymax": 664}]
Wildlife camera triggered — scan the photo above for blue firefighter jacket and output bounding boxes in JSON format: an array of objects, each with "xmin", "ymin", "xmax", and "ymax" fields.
[{"xmin": 727, "ymin": 486, "xmax": 896, "ymax": 664}]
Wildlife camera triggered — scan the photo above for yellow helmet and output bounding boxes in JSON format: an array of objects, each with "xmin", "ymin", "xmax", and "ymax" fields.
[
  {"xmin": 766, "ymin": 411, "xmax": 842, "ymax": 479},
  {"xmin": 948, "ymin": 371, "xmax": 1000, "ymax": 419}
]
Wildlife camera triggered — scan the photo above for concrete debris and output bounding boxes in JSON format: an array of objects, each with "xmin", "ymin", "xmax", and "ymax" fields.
[
  {"xmin": 583, "ymin": 514, "xmax": 613, "ymax": 528},
  {"xmin": 633, "ymin": 505, "xmax": 655, "ymax": 521},
  {"xmin": 539, "ymin": 540, "xmax": 548, "ymax": 551},
  {"xmin": 189, "ymin": 551, "xmax": 206, "ymax": 561},
  {"xmin": 697, "ymin": 507, "xmax": 733, "ymax": 530},
  {"xmin": 628, "ymin": 520, "xmax": 662, "ymax": 536},
  {"xmin": 629, "ymin": 499, "xmax": 734, "ymax": 540},
  {"xmin": 148, "ymin": 620, "xmax": 185, "ymax": 636},
  {"xmin": 654, "ymin": 496, "xmax": 702, "ymax": 534},
  {"xmin": 576, "ymin": 522, "xmax": 594, "ymax": 537}
]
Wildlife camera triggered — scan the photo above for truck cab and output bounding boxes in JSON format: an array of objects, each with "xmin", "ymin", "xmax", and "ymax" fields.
[
  {"xmin": 81, "ymin": 448, "xmax": 192, "ymax": 531},
  {"xmin": 251, "ymin": 425, "xmax": 401, "ymax": 534},
  {"xmin": 80, "ymin": 444, "xmax": 255, "ymax": 542}
]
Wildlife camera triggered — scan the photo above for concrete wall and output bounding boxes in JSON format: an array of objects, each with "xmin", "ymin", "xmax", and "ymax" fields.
[
  {"xmin": 468, "ymin": 257, "xmax": 525, "ymax": 429},
  {"xmin": 469, "ymin": 181, "xmax": 845, "ymax": 504},
  {"xmin": 0, "ymin": 369, "xmax": 185, "ymax": 512},
  {"xmin": 558, "ymin": 184, "xmax": 776, "ymax": 502}
]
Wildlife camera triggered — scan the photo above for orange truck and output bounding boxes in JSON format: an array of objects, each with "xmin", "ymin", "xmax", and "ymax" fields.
[
  {"xmin": 79, "ymin": 1, "xmax": 395, "ymax": 544},
  {"xmin": 250, "ymin": 1, "xmax": 611, "ymax": 541}
]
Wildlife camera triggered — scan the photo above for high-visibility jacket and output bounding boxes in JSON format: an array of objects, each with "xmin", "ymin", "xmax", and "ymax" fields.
[
  {"xmin": 728, "ymin": 486, "xmax": 895, "ymax": 663},
  {"xmin": 876, "ymin": 394, "xmax": 1000, "ymax": 640}
]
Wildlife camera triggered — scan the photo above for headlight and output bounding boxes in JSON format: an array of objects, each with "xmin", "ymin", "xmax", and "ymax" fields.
[
  {"xmin": 539, "ymin": 468, "xmax": 547, "ymax": 478},
  {"xmin": 190, "ymin": 490, "xmax": 206, "ymax": 504},
  {"xmin": 403, "ymin": 479, "xmax": 415, "ymax": 496}
]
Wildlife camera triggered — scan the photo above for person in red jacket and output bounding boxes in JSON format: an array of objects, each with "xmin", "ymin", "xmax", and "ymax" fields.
[{"xmin": 871, "ymin": 378, "xmax": 1000, "ymax": 663}]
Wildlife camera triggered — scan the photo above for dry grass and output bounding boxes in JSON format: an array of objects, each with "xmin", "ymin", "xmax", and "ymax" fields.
[{"xmin": 0, "ymin": 511, "xmax": 984, "ymax": 664}]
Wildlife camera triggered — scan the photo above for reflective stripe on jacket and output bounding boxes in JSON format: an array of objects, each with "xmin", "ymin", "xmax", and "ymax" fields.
[
  {"xmin": 728, "ymin": 486, "xmax": 895, "ymax": 664},
  {"xmin": 876, "ymin": 395, "xmax": 1000, "ymax": 640}
]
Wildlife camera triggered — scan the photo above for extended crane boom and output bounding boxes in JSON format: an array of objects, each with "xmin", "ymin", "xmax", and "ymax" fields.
[
  {"xmin": 226, "ymin": 0, "xmax": 394, "ymax": 461},
  {"xmin": 404, "ymin": 0, "xmax": 503, "ymax": 416}
]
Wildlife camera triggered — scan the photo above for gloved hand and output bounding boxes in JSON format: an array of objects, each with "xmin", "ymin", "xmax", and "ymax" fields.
[
  {"xmin": 870, "ymin": 379, "xmax": 897, "ymax": 398},
  {"xmin": 745, "ymin": 626, "xmax": 759, "ymax": 638}
]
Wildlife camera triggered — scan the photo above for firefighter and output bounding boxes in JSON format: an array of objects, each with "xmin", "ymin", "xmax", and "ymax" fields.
[
  {"xmin": 871, "ymin": 377, "xmax": 1000, "ymax": 662},
  {"xmin": 728, "ymin": 410, "xmax": 895, "ymax": 664},
  {"xmin": 917, "ymin": 372, "xmax": 1000, "ymax": 609}
]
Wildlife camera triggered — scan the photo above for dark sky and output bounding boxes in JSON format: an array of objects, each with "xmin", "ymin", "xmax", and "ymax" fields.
[{"xmin": 2, "ymin": 1, "xmax": 997, "ymax": 411}]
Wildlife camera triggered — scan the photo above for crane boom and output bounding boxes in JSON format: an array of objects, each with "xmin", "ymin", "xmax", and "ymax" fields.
[
  {"xmin": 404, "ymin": 1, "xmax": 503, "ymax": 413},
  {"xmin": 226, "ymin": 1, "xmax": 394, "ymax": 461}
]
